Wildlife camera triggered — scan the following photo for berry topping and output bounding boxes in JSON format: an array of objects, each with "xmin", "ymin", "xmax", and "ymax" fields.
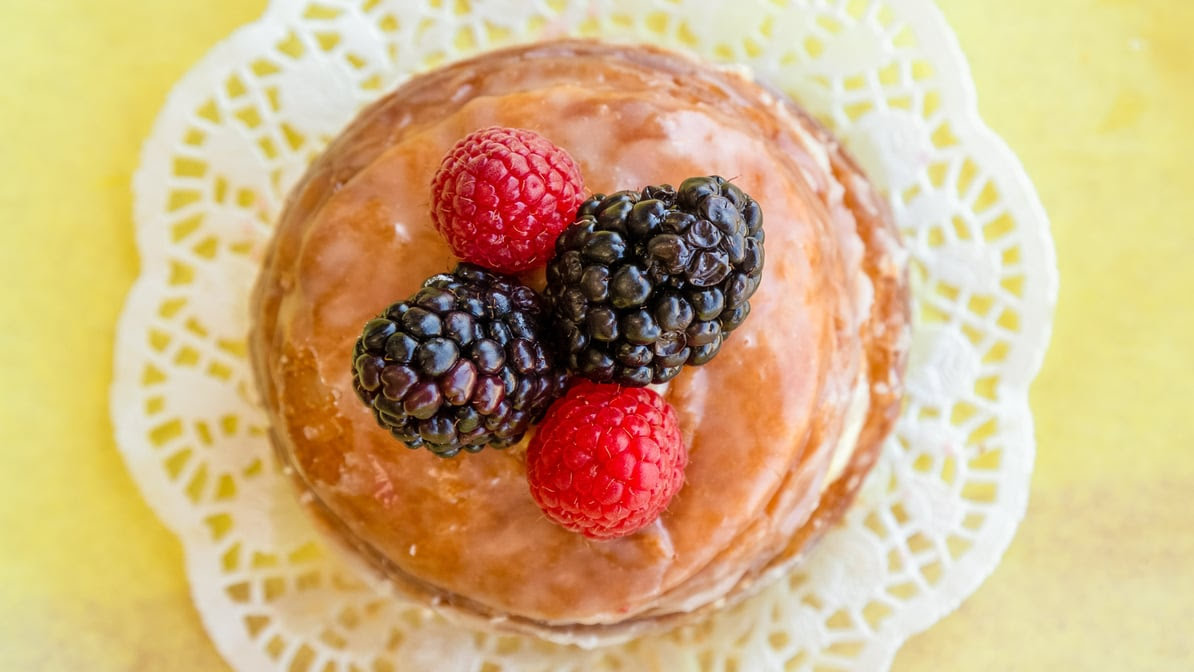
[
  {"xmin": 352, "ymin": 263, "xmax": 569, "ymax": 457},
  {"xmin": 526, "ymin": 381, "xmax": 687, "ymax": 539},
  {"xmin": 544, "ymin": 176, "xmax": 764, "ymax": 386},
  {"xmin": 431, "ymin": 127, "xmax": 586, "ymax": 274}
]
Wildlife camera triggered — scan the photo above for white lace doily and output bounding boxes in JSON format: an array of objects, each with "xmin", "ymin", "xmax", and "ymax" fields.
[{"xmin": 112, "ymin": 0, "xmax": 1057, "ymax": 669}]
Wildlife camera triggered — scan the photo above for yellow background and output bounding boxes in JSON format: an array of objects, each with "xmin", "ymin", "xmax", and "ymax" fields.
[{"xmin": 1, "ymin": 0, "xmax": 1191, "ymax": 669}]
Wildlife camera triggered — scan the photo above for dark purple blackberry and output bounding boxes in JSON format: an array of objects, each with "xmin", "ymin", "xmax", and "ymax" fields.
[
  {"xmin": 351, "ymin": 263, "xmax": 569, "ymax": 457},
  {"xmin": 545, "ymin": 176, "xmax": 764, "ymax": 386}
]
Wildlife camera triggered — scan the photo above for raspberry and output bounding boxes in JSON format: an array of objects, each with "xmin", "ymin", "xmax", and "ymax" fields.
[
  {"xmin": 526, "ymin": 380, "xmax": 687, "ymax": 539},
  {"xmin": 431, "ymin": 127, "xmax": 586, "ymax": 274}
]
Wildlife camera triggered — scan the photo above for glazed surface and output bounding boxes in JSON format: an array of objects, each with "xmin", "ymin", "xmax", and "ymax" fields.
[{"xmin": 250, "ymin": 40, "xmax": 908, "ymax": 638}]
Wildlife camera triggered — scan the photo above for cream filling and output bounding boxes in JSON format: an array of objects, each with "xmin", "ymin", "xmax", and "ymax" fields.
[{"xmin": 826, "ymin": 370, "xmax": 870, "ymax": 485}]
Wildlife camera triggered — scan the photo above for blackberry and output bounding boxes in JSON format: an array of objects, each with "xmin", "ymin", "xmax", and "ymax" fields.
[
  {"xmin": 545, "ymin": 176, "xmax": 764, "ymax": 386},
  {"xmin": 351, "ymin": 263, "xmax": 569, "ymax": 457}
]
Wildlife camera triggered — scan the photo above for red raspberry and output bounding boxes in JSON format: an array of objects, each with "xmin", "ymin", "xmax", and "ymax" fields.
[
  {"xmin": 430, "ymin": 127, "xmax": 585, "ymax": 274},
  {"xmin": 526, "ymin": 380, "xmax": 687, "ymax": 539}
]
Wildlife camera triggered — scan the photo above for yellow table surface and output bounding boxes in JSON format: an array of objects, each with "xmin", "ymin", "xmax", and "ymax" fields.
[{"xmin": 1, "ymin": 0, "xmax": 1191, "ymax": 669}]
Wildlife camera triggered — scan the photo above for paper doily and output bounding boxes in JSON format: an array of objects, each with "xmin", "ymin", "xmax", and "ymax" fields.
[{"xmin": 112, "ymin": 0, "xmax": 1057, "ymax": 670}]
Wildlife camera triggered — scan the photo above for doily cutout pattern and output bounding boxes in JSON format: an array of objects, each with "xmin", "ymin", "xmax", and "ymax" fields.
[{"xmin": 112, "ymin": 0, "xmax": 1057, "ymax": 670}]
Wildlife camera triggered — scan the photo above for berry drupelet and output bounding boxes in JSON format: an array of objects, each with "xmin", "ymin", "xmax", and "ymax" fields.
[
  {"xmin": 544, "ymin": 176, "xmax": 765, "ymax": 386},
  {"xmin": 351, "ymin": 263, "xmax": 569, "ymax": 457}
]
